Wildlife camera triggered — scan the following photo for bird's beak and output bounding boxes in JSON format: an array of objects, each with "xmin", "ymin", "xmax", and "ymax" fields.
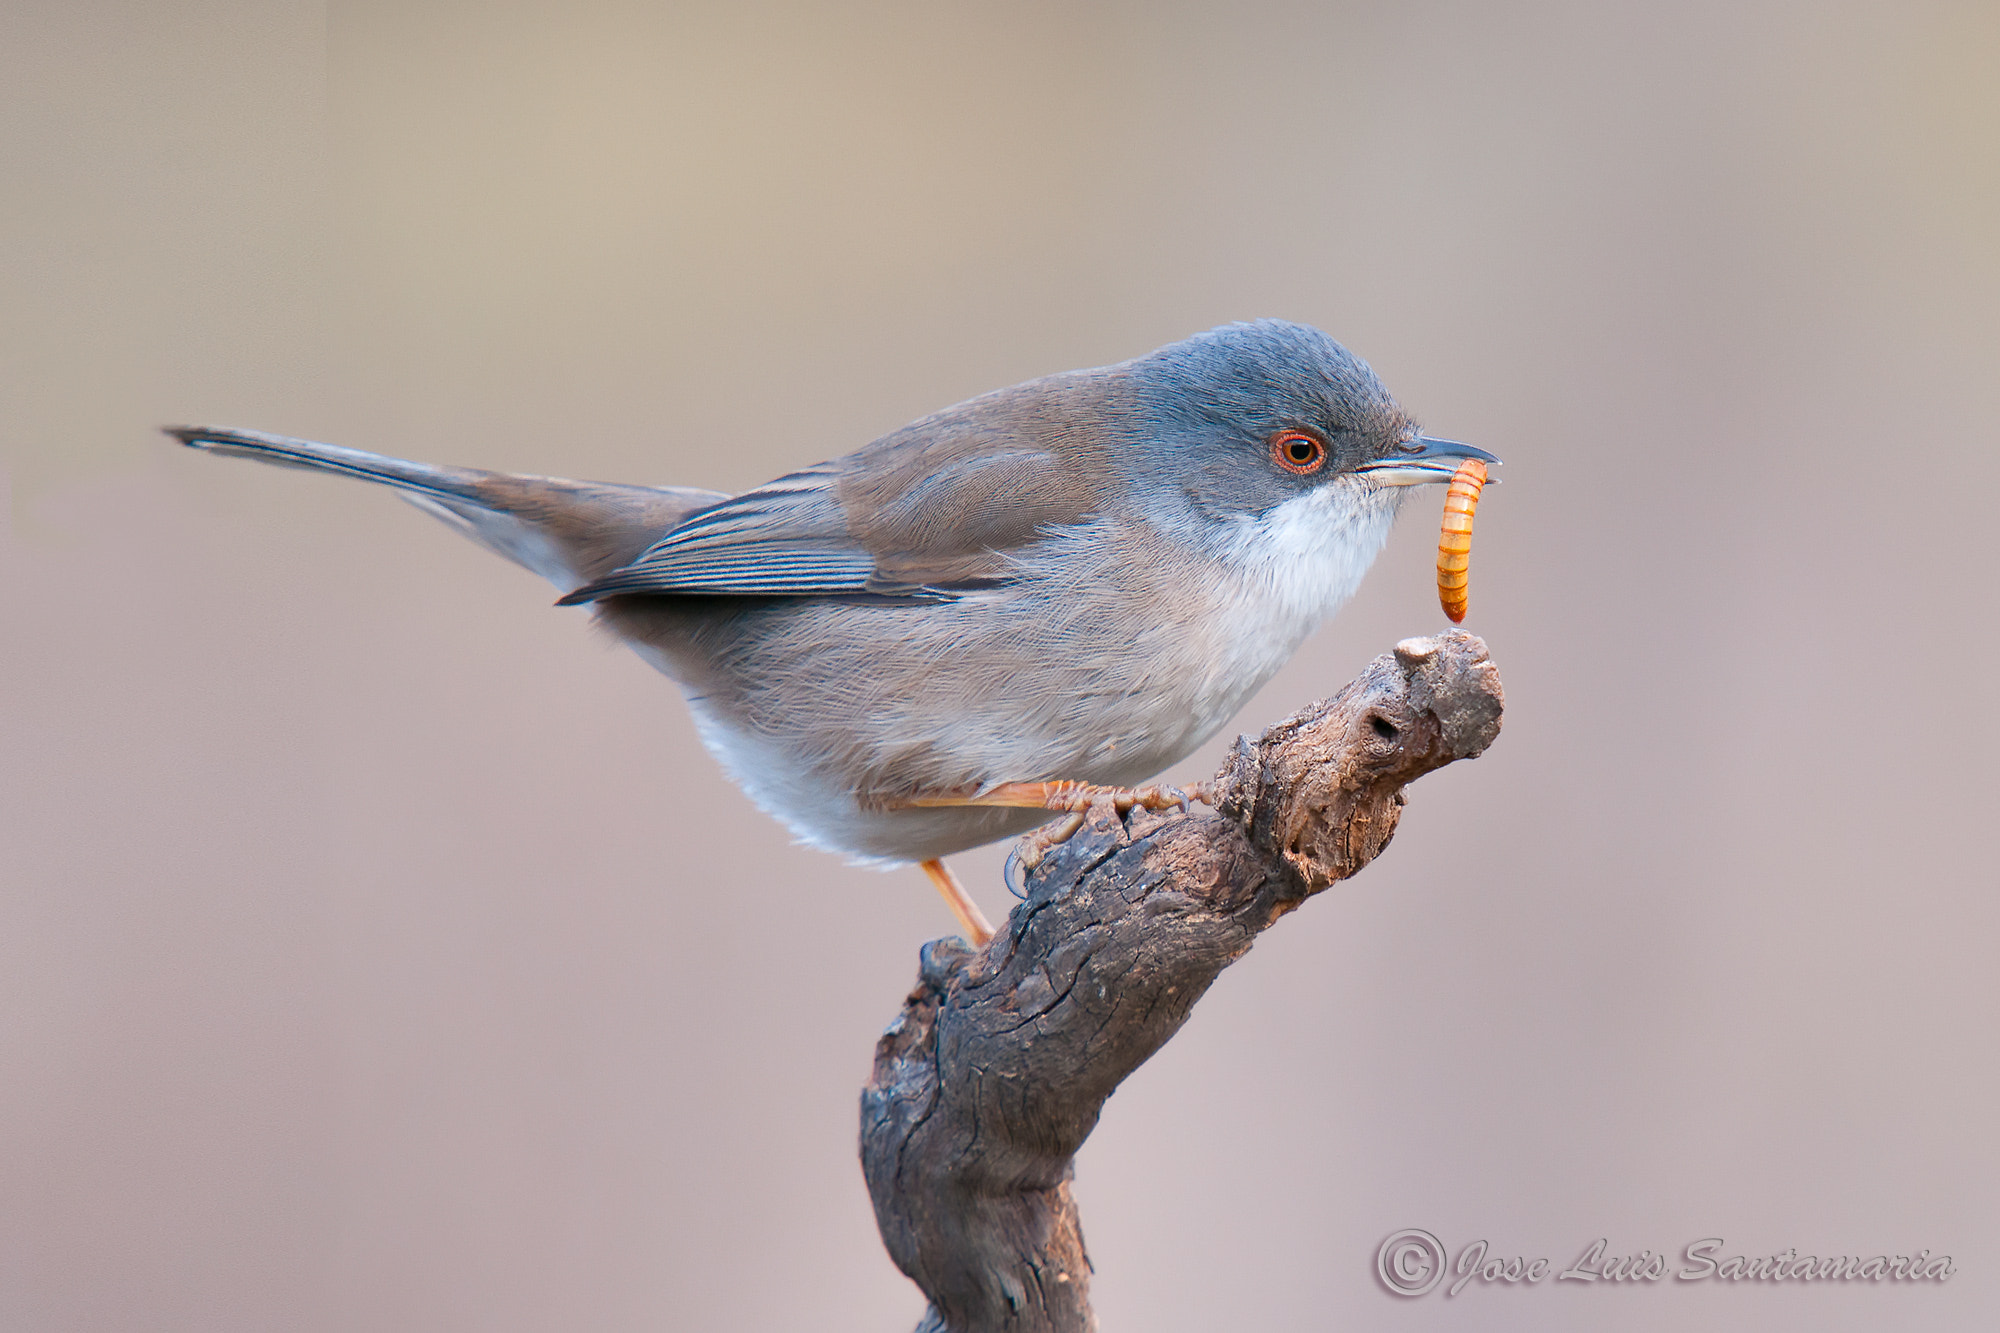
[{"xmin": 1353, "ymin": 436, "xmax": 1501, "ymax": 486}]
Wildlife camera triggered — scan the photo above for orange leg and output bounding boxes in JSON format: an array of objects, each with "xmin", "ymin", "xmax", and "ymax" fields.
[
  {"xmin": 920, "ymin": 858, "xmax": 993, "ymax": 946},
  {"xmin": 903, "ymin": 781, "xmax": 1215, "ymax": 888},
  {"xmin": 905, "ymin": 780, "xmax": 1207, "ymax": 815}
]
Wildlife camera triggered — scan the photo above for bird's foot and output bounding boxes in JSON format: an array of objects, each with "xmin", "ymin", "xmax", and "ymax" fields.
[
  {"xmin": 1003, "ymin": 812, "xmax": 1092, "ymax": 897},
  {"xmin": 907, "ymin": 779, "xmax": 1211, "ymax": 817},
  {"xmin": 915, "ymin": 780, "xmax": 1215, "ymax": 897},
  {"xmin": 898, "ymin": 781, "xmax": 1214, "ymax": 905}
]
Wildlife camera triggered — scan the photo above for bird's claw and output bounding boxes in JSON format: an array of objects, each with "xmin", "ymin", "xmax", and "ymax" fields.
[{"xmin": 1004, "ymin": 781, "xmax": 1215, "ymax": 895}]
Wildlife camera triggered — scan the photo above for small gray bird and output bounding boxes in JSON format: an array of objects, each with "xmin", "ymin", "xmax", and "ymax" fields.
[{"xmin": 169, "ymin": 320, "xmax": 1493, "ymax": 941}]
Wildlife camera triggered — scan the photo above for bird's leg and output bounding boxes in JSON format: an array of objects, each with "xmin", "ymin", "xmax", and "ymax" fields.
[
  {"xmin": 907, "ymin": 780, "xmax": 1212, "ymax": 816},
  {"xmin": 919, "ymin": 858, "xmax": 993, "ymax": 947},
  {"xmin": 904, "ymin": 781, "xmax": 1216, "ymax": 888}
]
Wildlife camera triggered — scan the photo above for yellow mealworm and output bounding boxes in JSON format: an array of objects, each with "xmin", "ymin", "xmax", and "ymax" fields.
[{"xmin": 1437, "ymin": 458, "xmax": 1486, "ymax": 624}]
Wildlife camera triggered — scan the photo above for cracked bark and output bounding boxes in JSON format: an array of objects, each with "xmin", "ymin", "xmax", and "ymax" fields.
[{"xmin": 859, "ymin": 631, "xmax": 1505, "ymax": 1333}]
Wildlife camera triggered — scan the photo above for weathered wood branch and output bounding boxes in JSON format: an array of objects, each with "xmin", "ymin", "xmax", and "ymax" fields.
[{"xmin": 859, "ymin": 631, "xmax": 1504, "ymax": 1333}]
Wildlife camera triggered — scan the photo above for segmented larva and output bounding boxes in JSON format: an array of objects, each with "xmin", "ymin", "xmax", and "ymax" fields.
[{"xmin": 1437, "ymin": 458, "xmax": 1486, "ymax": 624}]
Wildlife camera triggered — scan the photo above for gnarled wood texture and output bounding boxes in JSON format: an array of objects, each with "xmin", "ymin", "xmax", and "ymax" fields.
[{"xmin": 861, "ymin": 631, "xmax": 1504, "ymax": 1332}]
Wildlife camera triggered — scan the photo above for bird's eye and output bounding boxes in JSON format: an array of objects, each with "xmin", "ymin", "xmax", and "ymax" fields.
[{"xmin": 1271, "ymin": 431, "xmax": 1327, "ymax": 475}]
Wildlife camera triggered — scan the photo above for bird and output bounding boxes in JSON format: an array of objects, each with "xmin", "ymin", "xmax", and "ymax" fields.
[{"xmin": 167, "ymin": 319, "xmax": 1494, "ymax": 943}]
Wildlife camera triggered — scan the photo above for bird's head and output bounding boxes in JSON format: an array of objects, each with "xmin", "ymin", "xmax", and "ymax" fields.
[
  {"xmin": 1128, "ymin": 318, "xmax": 1494, "ymax": 519},
  {"xmin": 1117, "ymin": 319, "xmax": 1496, "ymax": 608}
]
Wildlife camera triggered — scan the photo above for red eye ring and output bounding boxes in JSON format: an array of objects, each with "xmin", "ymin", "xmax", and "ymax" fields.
[{"xmin": 1271, "ymin": 430, "xmax": 1327, "ymax": 475}]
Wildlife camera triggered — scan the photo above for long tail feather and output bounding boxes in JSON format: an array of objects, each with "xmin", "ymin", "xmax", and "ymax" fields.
[{"xmin": 164, "ymin": 425, "xmax": 724, "ymax": 591}]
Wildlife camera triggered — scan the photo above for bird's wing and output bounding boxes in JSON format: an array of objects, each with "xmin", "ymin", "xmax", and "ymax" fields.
[
  {"xmin": 558, "ymin": 461, "xmax": 870, "ymax": 601},
  {"xmin": 556, "ymin": 430, "xmax": 1105, "ymax": 604}
]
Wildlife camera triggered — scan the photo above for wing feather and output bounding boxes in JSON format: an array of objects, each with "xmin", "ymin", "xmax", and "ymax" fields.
[
  {"xmin": 557, "ymin": 381, "xmax": 1116, "ymax": 604},
  {"xmin": 556, "ymin": 465, "xmax": 874, "ymax": 600}
]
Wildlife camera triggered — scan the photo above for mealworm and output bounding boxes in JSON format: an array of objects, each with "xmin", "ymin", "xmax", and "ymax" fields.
[{"xmin": 1436, "ymin": 458, "xmax": 1486, "ymax": 624}]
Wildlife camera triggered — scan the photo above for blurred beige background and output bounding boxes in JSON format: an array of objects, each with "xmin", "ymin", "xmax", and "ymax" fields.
[{"xmin": 4, "ymin": 1, "xmax": 1997, "ymax": 1329}]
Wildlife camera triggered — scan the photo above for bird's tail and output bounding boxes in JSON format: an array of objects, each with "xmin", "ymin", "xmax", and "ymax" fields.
[{"xmin": 165, "ymin": 425, "xmax": 723, "ymax": 594}]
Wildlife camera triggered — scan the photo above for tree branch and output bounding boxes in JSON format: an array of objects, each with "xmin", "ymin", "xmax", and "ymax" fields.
[{"xmin": 860, "ymin": 631, "xmax": 1505, "ymax": 1333}]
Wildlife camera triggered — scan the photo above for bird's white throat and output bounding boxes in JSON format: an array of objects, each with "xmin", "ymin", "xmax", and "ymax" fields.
[{"xmin": 1214, "ymin": 476, "xmax": 1404, "ymax": 632}]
